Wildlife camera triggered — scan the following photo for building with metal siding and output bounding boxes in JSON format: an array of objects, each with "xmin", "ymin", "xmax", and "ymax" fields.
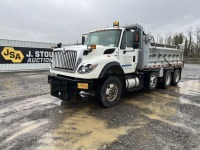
[{"xmin": 0, "ymin": 39, "xmax": 68, "ymax": 72}]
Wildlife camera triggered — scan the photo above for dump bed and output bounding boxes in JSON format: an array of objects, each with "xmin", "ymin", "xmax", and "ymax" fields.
[{"xmin": 137, "ymin": 40, "xmax": 184, "ymax": 70}]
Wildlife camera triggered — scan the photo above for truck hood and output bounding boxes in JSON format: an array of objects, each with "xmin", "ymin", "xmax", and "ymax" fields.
[
  {"xmin": 55, "ymin": 45, "xmax": 116, "ymax": 56},
  {"xmin": 62, "ymin": 45, "xmax": 88, "ymax": 52},
  {"xmin": 53, "ymin": 45, "xmax": 118, "ymax": 68}
]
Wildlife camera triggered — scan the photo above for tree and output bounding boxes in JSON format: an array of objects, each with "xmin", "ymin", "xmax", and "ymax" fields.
[
  {"xmin": 166, "ymin": 33, "xmax": 172, "ymax": 45},
  {"xmin": 178, "ymin": 33, "xmax": 184, "ymax": 44},
  {"xmin": 184, "ymin": 38, "xmax": 188, "ymax": 57},
  {"xmin": 172, "ymin": 33, "xmax": 184, "ymax": 45},
  {"xmin": 186, "ymin": 27, "xmax": 193, "ymax": 56},
  {"xmin": 159, "ymin": 35, "xmax": 164, "ymax": 44},
  {"xmin": 194, "ymin": 25, "xmax": 200, "ymax": 57}
]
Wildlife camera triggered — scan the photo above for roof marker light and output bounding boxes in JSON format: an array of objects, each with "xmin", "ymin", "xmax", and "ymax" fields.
[{"xmin": 113, "ymin": 21, "xmax": 119, "ymax": 27}]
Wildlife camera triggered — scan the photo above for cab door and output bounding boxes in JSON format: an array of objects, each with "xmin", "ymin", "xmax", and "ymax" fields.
[{"xmin": 119, "ymin": 30, "xmax": 139, "ymax": 73}]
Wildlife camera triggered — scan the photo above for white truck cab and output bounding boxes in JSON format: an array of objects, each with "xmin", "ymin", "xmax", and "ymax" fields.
[{"xmin": 48, "ymin": 21, "xmax": 184, "ymax": 107}]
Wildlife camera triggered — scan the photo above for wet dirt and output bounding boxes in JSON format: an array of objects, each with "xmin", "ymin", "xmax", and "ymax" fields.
[{"xmin": 0, "ymin": 64, "xmax": 200, "ymax": 150}]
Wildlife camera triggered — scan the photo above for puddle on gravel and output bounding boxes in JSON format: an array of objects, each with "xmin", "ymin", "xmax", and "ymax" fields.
[
  {"xmin": 125, "ymin": 79, "xmax": 200, "ymax": 135},
  {"xmin": 6, "ymin": 120, "xmax": 48, "ymax": 142},
  {"xmin": 125, "ymin": 92, "xmax": 177, "ymax": 118},
  {"xmin": 176, "ymin": 80, "xmax": 200, "ymax": 95},
  {"xmin": 0, "ymin": 95, "xmax": 58, "ymax": 115},
  {"xmin": 142, "ymin": 113, "xmax": 197, "ymax": 133},
  {"xmin": 35, "ymin": 81, "xmax": 197, "ymax": 150},
  {"xmin": 126, "ymin": 80, "xmax": 200, "ymax": 119},
  {"xmin": 179, "ymin": 97, "xmax": 200, "ymax": 107},
  {"xmin": 36, "ymin": 107, "xmax": 131, "ymax": 150},
  {"xmin": 34, "ymin": 79, "xmax": 200, "ymax": 150}
]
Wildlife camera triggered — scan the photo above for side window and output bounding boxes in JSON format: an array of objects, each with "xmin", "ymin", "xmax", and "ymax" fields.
[
  {"xmin": 90, "ymin": 36, "xmax": 99, "ymax": 45},
  {"xmin": 120, "ymin": 31, "xmax": 126, "ymax": 49},
  {"xmin": 127, "ymin": 31, "xmax": 134, "ymax": 47}
]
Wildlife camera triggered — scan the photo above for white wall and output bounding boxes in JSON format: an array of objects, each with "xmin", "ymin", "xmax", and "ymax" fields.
[{"xmin": 0, "ymin": 63, "xmax": 51, "ymax": 72}]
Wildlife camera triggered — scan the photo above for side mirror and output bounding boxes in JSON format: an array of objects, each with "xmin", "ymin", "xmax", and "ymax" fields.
[
  {"xmin": 82, "ymin": 36, "xmax": 85, "ymax": 45},
  {"xmin": 57, "ymin": 43, "xmax": 62, "ymax": 48}
]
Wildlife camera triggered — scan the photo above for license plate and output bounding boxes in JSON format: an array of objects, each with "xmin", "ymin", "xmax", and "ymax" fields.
[{"xmin": 77, "ymin": 83, "xmax": 88, "ymax": 89}]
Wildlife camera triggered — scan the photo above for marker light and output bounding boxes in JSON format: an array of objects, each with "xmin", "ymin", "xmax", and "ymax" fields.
[
  {"xmin": 87, "ymin": 45, "xmax": 96, "ymax": 50},
  {"xmin": 113, "ymin": 21, "xmax": 119, "ymax": 27}
]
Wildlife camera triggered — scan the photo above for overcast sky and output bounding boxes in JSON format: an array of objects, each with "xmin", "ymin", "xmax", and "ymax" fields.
[{"xmin": 0, "ymin": 0, "xmax": 200, "ymax": 44}]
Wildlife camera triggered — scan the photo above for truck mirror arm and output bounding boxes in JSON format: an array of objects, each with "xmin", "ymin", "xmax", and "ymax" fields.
[{"xmin": 82, "ymin": 36, "xmax": 85, "ymax": 45}]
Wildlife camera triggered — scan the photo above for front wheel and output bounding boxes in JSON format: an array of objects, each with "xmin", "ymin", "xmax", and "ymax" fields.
[{"xmin": 96, "ymin": 76, "xmax": 122, "ymax": 107}]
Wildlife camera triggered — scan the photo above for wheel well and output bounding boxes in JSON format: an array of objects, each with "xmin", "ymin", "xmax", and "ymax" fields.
[
  {"xmin": 99, "ymin": 62, "xmax": 124, "ymax": 78},
  {"xmin": 144, "ymin": 71, "xmax": 159, "ymax": 77},
  {"xmin": 98, "ymin": 63, "xmax": 125, "ymax": 90},
  {"xmin": 104, "ymin": 66, "xmax": 125, "ymax": 87},
  {"xmin": 106, "ymin": 66, "xmax": 124, "ymax": 75}
]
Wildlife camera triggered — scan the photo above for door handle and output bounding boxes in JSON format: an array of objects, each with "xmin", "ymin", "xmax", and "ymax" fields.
[{"xmin": 123, "ymin": 50, "xmax": 134, "ymax": 54}]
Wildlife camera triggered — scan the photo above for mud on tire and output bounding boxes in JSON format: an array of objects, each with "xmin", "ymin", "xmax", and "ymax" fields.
[
  {"xmin": 144, "ymin": 72, "xmax": 158, "ymax": 91},
  {"xmin": 171, "ymin": 69, "xmax": 180, "ymax": 86},
  {"xmin": 96, "ymin": 76, "xmax": 122, "ymax": 107},
  {"xmin": 161, "ymin": 70, "xmax": 172, "ymax": 89}
]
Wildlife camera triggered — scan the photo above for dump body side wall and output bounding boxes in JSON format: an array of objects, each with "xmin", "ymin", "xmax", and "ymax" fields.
[{"xmin": 137, "ymin": 36, "xmax": 184, "ymax": 70}]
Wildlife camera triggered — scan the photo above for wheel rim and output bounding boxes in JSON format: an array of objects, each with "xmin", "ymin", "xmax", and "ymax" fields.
[
  {"xmin": 150, "ymin": 74, "xmax": 157, "ymax": 88},
  {"xmin": 105, "ymin": 83, "xmax": 118, "ymax": 101},
  {"xmin": 166, "ymin": 74, "xmax": 171, "ymax": 85},
  {"xmin": 175, "ymin": 70, "xmax": 180, "ymax": 82}
]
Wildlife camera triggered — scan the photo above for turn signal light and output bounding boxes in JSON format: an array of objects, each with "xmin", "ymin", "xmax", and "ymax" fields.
[{"xmin": 88, "ymin": 45, "xmax": 96, "ymax": 50}]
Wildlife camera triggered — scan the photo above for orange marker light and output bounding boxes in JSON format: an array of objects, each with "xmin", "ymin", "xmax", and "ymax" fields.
[
  {"xmin": 91, "ymin": 45, "xmax": 96, "ymax": 49},
  {"xmin": 113, "ymin": 21, "xmax": 119, "ymax": 27}
]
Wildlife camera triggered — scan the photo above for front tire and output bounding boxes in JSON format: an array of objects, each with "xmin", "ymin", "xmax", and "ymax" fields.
[{"xmin": 96, "ymin": 76, "xmax": 122, "ymax": 107}]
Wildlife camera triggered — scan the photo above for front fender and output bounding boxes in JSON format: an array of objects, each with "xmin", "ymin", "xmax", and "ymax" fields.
[
  {"xmin": 98, "ymin": 61, "xmax": 124, "ymax": 78},
  {"xmin": 51, "ymin": 56, "xmax": 122, "ymax": 79}
]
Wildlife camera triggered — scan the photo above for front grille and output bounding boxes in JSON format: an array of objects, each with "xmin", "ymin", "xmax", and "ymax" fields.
[{"xmin": 53, "ymin": 50, "xmax": 77, "ymax": 71}]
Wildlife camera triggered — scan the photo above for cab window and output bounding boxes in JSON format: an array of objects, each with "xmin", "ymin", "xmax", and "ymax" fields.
[
  {"xmin": 127, "ymin": 31, "xmax": 134, "ymax": 47},
  {"xmin": 120, "ymin": 31, "xmax": 126, "ymax": 49}
]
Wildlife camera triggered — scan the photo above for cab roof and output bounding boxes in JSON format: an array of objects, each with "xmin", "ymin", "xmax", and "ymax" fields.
[{"xmin": 89, "ymin": 23, "xmax": 143, "ymax": 33}]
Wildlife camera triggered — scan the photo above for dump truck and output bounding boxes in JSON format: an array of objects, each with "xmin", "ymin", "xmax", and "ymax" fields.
[{"xmin": 48, "ymin": 21, "xmax": 184, "ymax": 107}]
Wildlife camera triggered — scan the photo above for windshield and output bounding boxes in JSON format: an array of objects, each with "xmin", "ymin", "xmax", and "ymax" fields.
[{"xmin": 84, "ymin": 29, "xmax": 121, "ymax": 47}]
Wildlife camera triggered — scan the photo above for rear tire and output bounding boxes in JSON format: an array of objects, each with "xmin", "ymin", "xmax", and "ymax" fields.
[
  {"xmin": 161, "ymin": 70, "xmax": 172, "ymax": 89},
  {"xmin": 144, "ymin": 72, "xmax": 158, "ymax": 91},
  {"xmin": 96, "ymin": 76, "xmax": 122, "ymax": 107},
  {"xmin": 171, "ymin": 69, "xmax": 180, "ymax": 86}
]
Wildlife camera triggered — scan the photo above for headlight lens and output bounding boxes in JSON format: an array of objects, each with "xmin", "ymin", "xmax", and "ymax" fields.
[{"xmin": 77, "ymin": 64, "xmax": 98, "ymax": 74}]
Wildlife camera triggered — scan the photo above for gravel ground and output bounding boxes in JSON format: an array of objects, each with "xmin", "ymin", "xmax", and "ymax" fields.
[{"xmin": 0, "ymin": 64, "xmax": 200, "ymax": 150}]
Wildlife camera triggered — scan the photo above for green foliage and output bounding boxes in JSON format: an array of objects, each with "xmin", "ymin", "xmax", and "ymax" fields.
[
  {"xmin": 184, "ymin": 38, "xmax": 188, "ymax": 57},
  {"xmin": 172, "ymin": 33, "xmax": 183, "ymax": 45}
]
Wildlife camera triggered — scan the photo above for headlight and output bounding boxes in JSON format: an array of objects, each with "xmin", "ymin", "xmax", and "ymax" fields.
[{"xmin": 77, "ymin": 64, "xmax": 98, "ymax": 74}]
